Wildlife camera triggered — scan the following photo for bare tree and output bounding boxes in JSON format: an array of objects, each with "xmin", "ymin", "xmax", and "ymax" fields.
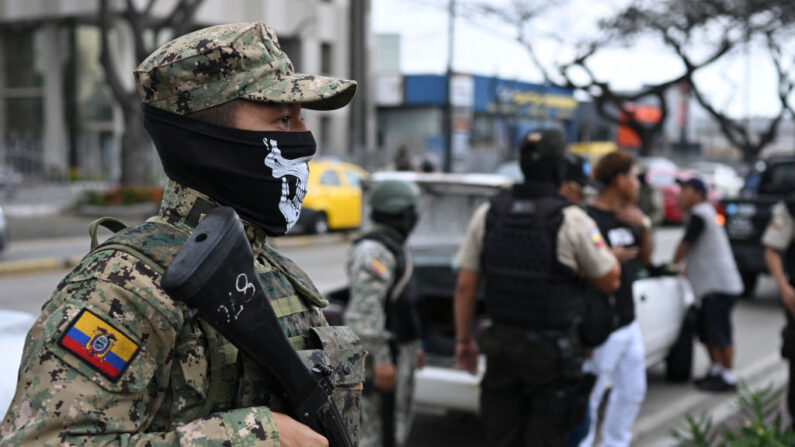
[
  {"xmin": 98, "ymin": 0, "xmax": 204, "ymax": 186},
  {"xmin": 468, "ymin": 0, "xmax": 795, "ymax": 157},
  {"xmin": 602, "ymin": 0, "xmax": 795, "ymax": 160}
]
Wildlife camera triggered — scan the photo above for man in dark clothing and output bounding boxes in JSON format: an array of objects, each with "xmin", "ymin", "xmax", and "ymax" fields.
[
  {"xmin": 454, "ymin": 129, "xmax": 620, "ymax": 446},
  {"xmin": 580, "ymin": 150, "xmax": 653, "ymax": 447},
  {"xmin": 763, "ymin": 198, "xmax": 795, "ymax": 420}
]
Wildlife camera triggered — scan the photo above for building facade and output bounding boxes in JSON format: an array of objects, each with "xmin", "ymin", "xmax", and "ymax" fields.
[
  {"xmin": 374, "ymin": 72, "xmax": 577, "ymax": 173},
  {"xmin": 0, "ymin": 0, "xmax": 370, "ymax": 182}
]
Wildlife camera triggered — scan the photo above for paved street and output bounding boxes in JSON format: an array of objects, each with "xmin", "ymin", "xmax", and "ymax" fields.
[{"xmin": 0, "ymin": 227, "xmax": 788, "ymax": 446}]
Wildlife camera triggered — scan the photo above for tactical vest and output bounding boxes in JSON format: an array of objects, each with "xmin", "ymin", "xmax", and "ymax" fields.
[
  {"xmin": 482, "ymin": 188, "xmax": 586, "ymax": 331},
  {"xmin": 354, "ymin": 231, "xmax": 421, "ymax": 344},
  {"xmin": 86, "ymin": 215, "xmax": 364, "ymax": 441},
  {"xmin": 787, "ymin": 200, "xmax": 795, "ymax": 282},
  {"xmin": 88, "ymin": 217, "xmax": 241, "ymax": 417}
]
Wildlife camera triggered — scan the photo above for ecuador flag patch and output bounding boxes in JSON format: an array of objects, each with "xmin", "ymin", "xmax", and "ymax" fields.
[{"xmin": 58, "ymin": 308, "xmax": 139, "ymax": 381}]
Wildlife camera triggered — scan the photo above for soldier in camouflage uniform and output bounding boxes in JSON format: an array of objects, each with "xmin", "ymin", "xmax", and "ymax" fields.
[
  {"xmin": 344, "ymin": 180, "xmax": 424, "ymax": 447},
  {"xmin": 1, "ymin": 22, "xmax": 364, "ymax": 447}
]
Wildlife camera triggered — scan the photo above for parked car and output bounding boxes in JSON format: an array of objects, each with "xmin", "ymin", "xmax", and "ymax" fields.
[
  {"xmin": 324, "ymin": 172, "xmax": 696, "ymax": 414},
  {"xmin": 639, "ymin": 156, "xmax": 678, "ymax": 173},
  {"xmin": 719, "ymin": 156, "xmax": 795, "ymax": 295},
  {"xmin": 294, "ymin": 159, "xmax": 369, "ymax": 234},
  {"xmin": 689, "ymin": 161, "xmax": 744, "ymax": 199}
]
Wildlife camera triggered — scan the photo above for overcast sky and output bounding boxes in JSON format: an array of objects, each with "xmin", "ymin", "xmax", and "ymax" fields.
[{"xmin": 371, "ymin": 0, "xmax": 787, "ymax": 119}]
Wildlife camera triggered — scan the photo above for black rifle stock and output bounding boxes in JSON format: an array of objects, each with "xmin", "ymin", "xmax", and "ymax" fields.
[{"xmin": 161, "ymin": 207, "xmax": 353, "ymax": 447}]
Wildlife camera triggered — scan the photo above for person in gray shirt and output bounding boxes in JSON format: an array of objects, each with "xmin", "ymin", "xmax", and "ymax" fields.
[{"xmin": 673, "ymin": 178, "xmax": 743, "ymax": 392}]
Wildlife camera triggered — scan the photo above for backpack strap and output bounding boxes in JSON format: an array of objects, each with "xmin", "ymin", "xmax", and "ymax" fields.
[
  {"xmin": 354, "ymin": 231, "xmax": 408, "ymax": 301},
  {"xmin": 88, "ymin": 217, "xmax": 128, "ymax": 250},
  {"xmin": 87, "ymin": 219, "xmax": 242, "ymax": 413}
]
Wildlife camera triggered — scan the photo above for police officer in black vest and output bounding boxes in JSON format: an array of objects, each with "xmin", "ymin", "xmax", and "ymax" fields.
[
  {"xmin": 763, "ymin": 197, "xmax": 795, "ymax": 422},
  {"xmin": 454, "ymin": 129, "xmax": 621, "ymax": 446}
]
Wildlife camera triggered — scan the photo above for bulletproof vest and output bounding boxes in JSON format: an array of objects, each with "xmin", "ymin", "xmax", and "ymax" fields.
[
  {"xmin": 787, "ymin": 200, "xmax": 795, "ymax": 281},
  {"xmin": 354, "ymin": 231, "xmax": 422, "ymax": 344},
  {"xmin": 482, "ymin": 186, "xmax": 585, "ymax": 331}
]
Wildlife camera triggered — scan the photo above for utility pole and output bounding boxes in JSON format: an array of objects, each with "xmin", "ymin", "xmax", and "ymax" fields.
[
  {"xmin": 349, "ymin": 0, "xmax": 371, "ymax": 164},
  {"xmin": 443, "ymin": 0, "xmax": 456, "ymax": 172}
]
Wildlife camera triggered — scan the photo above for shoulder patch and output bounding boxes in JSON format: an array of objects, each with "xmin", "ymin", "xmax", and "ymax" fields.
[
  {"xmin": 368, "ymin": 258, "xmax": 389, "ymax": 280},
  {"xmin": 589, "ymin": 228, "xmax": 606, "ymax": 248},
  {"xmin": 58, "ymin": 308, "xmax": 140, "ymax": 382}
]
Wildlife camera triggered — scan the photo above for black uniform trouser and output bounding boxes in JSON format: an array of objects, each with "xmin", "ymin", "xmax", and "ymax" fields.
[
  {"xmin": 784, "ymin": 308, "xmax": 795, "ymax": 421},
  {"xmin": 479, "ymin": 327, "xmax": 588, "ymax": 447}
]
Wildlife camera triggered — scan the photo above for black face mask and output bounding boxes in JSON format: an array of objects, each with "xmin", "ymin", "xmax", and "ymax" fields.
[{"xmin": 142, "ymin": 104, "xmax": 316, "ymax": 236}]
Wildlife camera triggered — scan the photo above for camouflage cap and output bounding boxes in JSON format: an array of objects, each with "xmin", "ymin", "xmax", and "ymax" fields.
[{"xmin": 134, "ymin": 22, "xmax": 357, "ymax": 114}]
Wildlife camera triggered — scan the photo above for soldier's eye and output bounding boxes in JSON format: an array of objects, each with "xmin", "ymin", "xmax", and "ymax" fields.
[{"xmin": 279, "ymin": 116, "xmax": 290, "ymax": 125}]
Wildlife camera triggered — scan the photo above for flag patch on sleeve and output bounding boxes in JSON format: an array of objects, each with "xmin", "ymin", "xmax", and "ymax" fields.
[
  {"xmin": 369, "ymin": 259, "xmax": 389, "ymax": 280},
  {"xmin": 589, "ymin": 228, "xmax": 606, "ymax": 248},
  {"xmin": 58, "ymin": 308, "xmax": 140, "ymax": 381}
]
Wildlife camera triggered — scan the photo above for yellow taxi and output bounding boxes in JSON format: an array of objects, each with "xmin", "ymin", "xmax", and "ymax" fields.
[{"xmin": 297, "ymin": 159, "xmax": 369, "ymax": 233}]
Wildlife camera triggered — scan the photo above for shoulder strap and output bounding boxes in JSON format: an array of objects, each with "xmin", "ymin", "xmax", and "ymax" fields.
[
  {"xmin": 88, "ymin": 217, "xmax": 128, "ymax": 250},
  {"xmin": 485, "ymin": 191, "xmax": 514, "ymax": 234},
  {"xmin": 355, "ymin": 231, "xmax": 409, "ymax": 301},
  {"xmin": 87, "ymin": 217, "xmax": 166, "ymax": 275}
]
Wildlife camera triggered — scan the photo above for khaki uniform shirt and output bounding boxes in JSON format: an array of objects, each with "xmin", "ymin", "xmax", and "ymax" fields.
[
  {"xmin": 762, "ymin": 202, "xmax": 795, "ymax": 251},
  {"xmin": 455, "ymin": 202, "xmax": 615, "ymax": 280}
]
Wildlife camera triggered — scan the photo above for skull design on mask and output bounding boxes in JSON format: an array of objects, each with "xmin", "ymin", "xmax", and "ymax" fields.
[{"xmin": 263, "ymin": 137, "xmax": 312, "ymax": 232}]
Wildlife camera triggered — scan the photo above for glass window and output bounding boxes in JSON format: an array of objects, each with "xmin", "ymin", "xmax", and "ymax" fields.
[
  {"xmin": 4, "ymin": 26, "xmax": 45, "ymax": 88},
  {"xmin": 320, "ymin": 169, "xmax": 341, "ymax": 186},
  {"xmin": 344, "ymin": 169, "xmax": 362, "ymax": 188}
]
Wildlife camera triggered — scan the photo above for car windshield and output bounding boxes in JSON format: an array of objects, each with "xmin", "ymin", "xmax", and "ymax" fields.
[
  {"xmin": 760, "ymin": 162, "xmax": 795, "ymax": 194},
  {"xmin": 647, "ymin": 171, "xmax": 677, "ymax": 186}
]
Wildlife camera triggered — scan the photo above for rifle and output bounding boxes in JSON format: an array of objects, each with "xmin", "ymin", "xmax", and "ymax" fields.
[{"xmin": 161, "ymin": 206, "xmax": 353, "ymax": 447}]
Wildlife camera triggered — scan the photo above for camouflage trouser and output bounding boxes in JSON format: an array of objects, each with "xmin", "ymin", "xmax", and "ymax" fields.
[
  {"xmin": 360, "ymin": 340, "xmax": 420, "ymax": 447},
  {"xmin": 479, "ymin": 327, "xmax": 587, "ymax": 447}
]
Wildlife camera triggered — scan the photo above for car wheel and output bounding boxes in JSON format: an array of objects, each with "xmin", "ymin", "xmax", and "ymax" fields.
[
  {"xmin": 740, "ymin": 272, "xmax": 758, "ymax": 297},
  {"xmin": 665, "ymin": 307, "xmax": 696, "ymax": 382},
  {"xmin": 312, "ymin": 212, "xmax": 329, "ymax": 234}
]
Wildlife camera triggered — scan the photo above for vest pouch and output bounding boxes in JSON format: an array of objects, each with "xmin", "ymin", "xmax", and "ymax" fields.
[
  {"xmin": 298, "ymin": 326, "xmax": 366, "ymax": 445},
  {"xmin": 782, "ymin": 312, "xmax": 795, "ymax": 360}
]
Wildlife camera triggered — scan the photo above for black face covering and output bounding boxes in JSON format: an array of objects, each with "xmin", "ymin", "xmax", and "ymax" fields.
[{"xmin": 142, "ymin": 104, "xmax": 316, "ymax": 236}]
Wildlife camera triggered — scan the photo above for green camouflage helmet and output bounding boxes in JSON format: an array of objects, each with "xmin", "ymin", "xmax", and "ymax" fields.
[
  {"xmin": 134, "ymin": 22, "xmax": 357, "ymax": 114},
  {"xmin": 370, "ymin": 180, "xmax": 420, "ymax": 214}
]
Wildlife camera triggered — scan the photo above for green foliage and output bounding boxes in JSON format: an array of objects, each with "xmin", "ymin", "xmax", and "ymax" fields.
[
  {"xmin": 672, "ymin": 384, "xmax": 795, "ymax": 447},
  {"xmin": 80, "ymin": 186, "xmax": 164, "ymax": 206}
]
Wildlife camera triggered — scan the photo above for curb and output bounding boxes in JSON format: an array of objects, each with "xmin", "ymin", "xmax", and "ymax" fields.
[
  {"xmin": 0, "ymin": 232, "xmax": 355, "ymax": 276},
  {"xmin": 0, "ymin": 258, "xmax": 63, "ymax": 275},
  {"xmin": 270, "ymin": 231, "xmax": 358, "ymax": 248},
  {"xmin": 637, "ymin": 352, "xmax": 788, "ymax": 446}
]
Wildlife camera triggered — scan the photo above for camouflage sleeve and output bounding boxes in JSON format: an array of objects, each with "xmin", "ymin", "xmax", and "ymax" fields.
[
  {"xmin": 343, "ymin": 240, "xmax": 395, "ymax": 365},
  {"xmin": 1, "ymin": 251, "xmax": 280, "ymax": 446}
]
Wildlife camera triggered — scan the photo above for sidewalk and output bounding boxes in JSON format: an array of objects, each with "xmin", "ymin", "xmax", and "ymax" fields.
[{"xmin": 1, "ymin": 211, "xmax": 355, "ymax": 276}]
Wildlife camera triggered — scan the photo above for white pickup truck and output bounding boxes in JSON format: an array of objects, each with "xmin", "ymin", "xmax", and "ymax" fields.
[{"xmin": 352, "ymin": 171, "xmax": 697, "ymax": 415}]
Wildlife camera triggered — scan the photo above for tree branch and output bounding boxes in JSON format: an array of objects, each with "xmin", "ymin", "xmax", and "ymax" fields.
[{"xmin": 98, "ymin": 0, "xmax": 136, "ymax": 115}]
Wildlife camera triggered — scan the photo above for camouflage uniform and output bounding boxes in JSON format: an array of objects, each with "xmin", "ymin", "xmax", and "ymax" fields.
[
  {"xmin": 2, "ymin": 21, "xmax": 364, "ymax": 446},
  {"xmin": 345, "ymin": 230, "xmax": 419, "ymax": 447},
  {"xmin": 1, "ymin": 181, "xmax": 364, "ymax": 446}
]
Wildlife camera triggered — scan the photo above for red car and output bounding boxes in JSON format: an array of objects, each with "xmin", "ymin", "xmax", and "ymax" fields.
[{"xmin": 646, "ymin": 169, "xmax": 721, "ymax": 224}]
